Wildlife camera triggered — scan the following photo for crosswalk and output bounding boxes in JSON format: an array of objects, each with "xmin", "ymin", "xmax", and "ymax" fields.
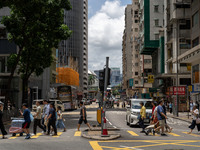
[{"xmin": 127, "ymin": 130, "xmax": 200, "ymax": 137}]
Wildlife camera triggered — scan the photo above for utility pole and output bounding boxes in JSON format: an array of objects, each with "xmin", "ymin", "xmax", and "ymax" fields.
[
  {"xmin": 101, "ymin": 57, "xmax": 109, "ymax": 135},
  {"xmin": 176, "ymin": 19, "xmax": 179, "ymax": 117}
]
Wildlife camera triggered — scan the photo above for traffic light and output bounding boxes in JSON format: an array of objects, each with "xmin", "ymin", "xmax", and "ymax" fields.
[
  {"xmin": 99, "ymin": 70, "xmax": 104, "ymax": 91},
  {"xmin": 99, "ymin": 68, "xmax": 111, "ymax": 92}
]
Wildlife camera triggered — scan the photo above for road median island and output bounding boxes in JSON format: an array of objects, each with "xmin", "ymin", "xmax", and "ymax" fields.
[{"xmin": 81, "ymin": 127, "xmax": 121, "ymax": 140}]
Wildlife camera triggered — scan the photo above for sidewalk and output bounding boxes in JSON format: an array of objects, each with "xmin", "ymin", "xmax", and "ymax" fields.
[{"xmin": 167, "ymin": 112, "xmax": 192, "ymax": 123}]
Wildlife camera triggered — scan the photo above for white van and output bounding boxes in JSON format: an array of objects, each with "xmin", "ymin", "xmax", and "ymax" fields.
[
  {"xmin": 126, "ymin": 99, "xmax": 153, "ymax": 126},
  {"xmin": 32, "ymin": 99, "xmax": 65, "ymax": 112}
]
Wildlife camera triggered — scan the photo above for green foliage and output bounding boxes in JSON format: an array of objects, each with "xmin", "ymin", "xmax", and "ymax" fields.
[
  {"xmin": 7, "ymin": 54, "xmax": 17, "ymax": 68},
  {"xmin": 0, "ymin": 0, "xmax": 72, "ymax": 79}
]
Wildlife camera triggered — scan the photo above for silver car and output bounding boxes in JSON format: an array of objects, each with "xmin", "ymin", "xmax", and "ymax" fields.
[{"xmin": 126, "ymin": 99, "xmax": 153, "ymax": 126}]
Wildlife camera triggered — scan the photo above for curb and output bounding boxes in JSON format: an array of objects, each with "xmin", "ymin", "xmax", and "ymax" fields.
[
  {"xmin": 169, "ymin": 116, "xmax": 191, "ymax": 124},
  {"xmin": 81, "ymin": 132, "xmax": 121, "ymax": 141}
]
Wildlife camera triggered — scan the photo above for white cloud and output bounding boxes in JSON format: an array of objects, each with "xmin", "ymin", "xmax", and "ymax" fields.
[{"xmin": 88, "ymin": 0, "xmax": 126, "ymax": 72}]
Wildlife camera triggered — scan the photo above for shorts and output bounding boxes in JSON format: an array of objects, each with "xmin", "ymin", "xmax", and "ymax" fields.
[
  {"xmin": 78, "ymin": 117, "xmax": 88, "ymax": 124},
  {"xmin": 159, "ymin": 120, "xmax": 165, "ymax": 127},
  {"xmin": 22, "ymin": 122, "xmax": 31, "ymax": 129}
]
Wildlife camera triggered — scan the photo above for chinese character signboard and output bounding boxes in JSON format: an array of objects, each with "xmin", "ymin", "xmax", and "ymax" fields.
[
  {"xmin": 173, "ymin": 86, "xmax": 186, "ymax": 95},
  {"xmin": 188, "ymin": 85, "xmax": 193, "ymax": 92},
  {"xmin": 148, "ymin": 75, "xmax": 154, "ymax": 83},
  {"xmin": 129, "ymin": 79, "xmax": 134, "ymax": 87}
]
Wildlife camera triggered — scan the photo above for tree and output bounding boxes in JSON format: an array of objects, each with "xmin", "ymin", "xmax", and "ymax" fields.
[
  {"xmin": 0, "ymin": 0, "xmax": 72, "ymax": 108},
  {"xmin": 88, "ymin": 74, "xmax": 96, "ymax": 86}
]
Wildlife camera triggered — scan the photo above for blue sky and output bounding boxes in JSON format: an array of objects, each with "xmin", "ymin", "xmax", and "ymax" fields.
[
  {"xmin": 88, "ymin": 0, "xmax": 132, "ymax": 18},
  {"xmin": 88, "ymin": 0, "xmax": 132, "ymax": 72}
]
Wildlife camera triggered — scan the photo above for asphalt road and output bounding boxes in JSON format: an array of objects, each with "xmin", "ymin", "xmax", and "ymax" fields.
[{"xmin": 1, "ymin": 103, "xmax": 200, "ymax": 150}]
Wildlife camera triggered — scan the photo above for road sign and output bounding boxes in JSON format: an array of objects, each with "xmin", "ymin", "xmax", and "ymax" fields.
[{"xmin": 148, "ymin": 75, "xmax": 154, "ymax": 83}]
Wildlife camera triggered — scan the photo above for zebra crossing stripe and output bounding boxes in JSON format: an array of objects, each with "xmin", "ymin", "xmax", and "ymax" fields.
[
  {"xmin": 74, "ymin": 131, "xmax": 81, "ymax": 136},
  {"xmin": 182, "ymin": 132, "xmax": 200, "ymax": 137},
  {"xmin": 31, "ymin": 133, "xmax": 43, "ymax": 139},
  {"xmin": 168, "ymin": 132, "xmax": 180, "ymax": 136},
  {"xmin": 52, "ymin": 132, "xmax": 63, "ymax": 138},
  {"xmin": 127, "ymin": 131, "xmax": 139, "ymax": 136}
]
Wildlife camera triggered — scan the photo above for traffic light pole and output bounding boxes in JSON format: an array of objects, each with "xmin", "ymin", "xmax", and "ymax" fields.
[{"xmin": 101, "ymin": 57, "xmax": 109, "ymax": 136}]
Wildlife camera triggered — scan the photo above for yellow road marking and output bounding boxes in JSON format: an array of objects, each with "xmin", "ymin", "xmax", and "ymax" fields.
[
  {"xmin": 89, "ymin": 140, "xmax": 200, "ymax": 150},
  {"xmin": 149, "ymin": 133, "xmax": 160, "ymax": 136},
  {"xmin": 74, "ymin": 131, "xmax": 81, "ymax": 136},
  {"xmin": 168, "ymin": 132, "xmax": 180, "ymax": 136},
  {"xmin": 9, "ymin": 134, "xmax": 20, "ymax": 139},
  {"xmin": 31, "ymin": 133, "xmax": 42, "ymax": 139},
  {"xmin": 127, "ymin": 131, "xmax": 139, "ymax": 136},
  {"xmin": 52, "ymin": 132, "xmax": 63, "ymax": 138},
  {"xmin": 89, "ymin": 141, "xmax": 103, "ymax": 150},
  {"xmin": 182, "ymin": 132, "xmax": 200, "ymax": 137}
]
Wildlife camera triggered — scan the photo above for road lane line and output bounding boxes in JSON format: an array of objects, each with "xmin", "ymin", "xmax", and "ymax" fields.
[
  {"xmin": 74, "ymin": 131, "xmax": 81, "ymax": 136},
  {"xmin": 182, "ymin": 132, "xmax": 200, "ymax": 137},
  {"xmin": 127, "ymin": 131, "xmax": 139, "ymax": 136},
  {"xmin": 168, "ymin": 132, "xmax": 180, "ymax": 136}
]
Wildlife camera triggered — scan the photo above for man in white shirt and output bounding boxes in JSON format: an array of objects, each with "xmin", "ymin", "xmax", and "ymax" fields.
[
  {"xmin": 33, "ymin": 101, "xmax": 46, "ymax": 135},
  {"xmin": 42, "ymin": 100, "xmax": 50, "ymax": 131}
]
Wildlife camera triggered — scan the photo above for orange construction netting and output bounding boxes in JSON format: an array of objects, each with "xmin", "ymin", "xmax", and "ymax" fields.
[{"xmin": 56, "ymin": 67, "xmax": 79, "ymax": 86}]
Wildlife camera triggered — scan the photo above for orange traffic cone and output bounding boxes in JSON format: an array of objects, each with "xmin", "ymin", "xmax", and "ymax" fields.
[{"xmin": 102, "ymin": 117, "xmax": 108, "ymax": 135}]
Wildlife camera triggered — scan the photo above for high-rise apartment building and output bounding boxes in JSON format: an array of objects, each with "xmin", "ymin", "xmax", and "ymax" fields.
[{"xmin": 58, "ymin": 0, "xmax": 88, "ymax": 94}]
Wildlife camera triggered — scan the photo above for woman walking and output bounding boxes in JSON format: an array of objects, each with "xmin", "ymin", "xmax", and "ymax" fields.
[
  {"xmin": 0, "ymin": 102, "xmax": 7, "ymax": 139},
  {"xmin": 188, "ymin": 105, "xmax": 200, "ymax": 134},
  {"xmin": 56, "ymin": 106, "xmax": 66, "ymax": 132},
  {"xmin": 47, "ymin": 103, "xmax": 57, "ymax": 136}
]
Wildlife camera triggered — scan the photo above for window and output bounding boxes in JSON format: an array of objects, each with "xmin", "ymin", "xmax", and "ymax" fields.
[
  {"xmin": 144, "ymin": 59, "xmax": 152, "ymax": 64},
  {"xmin": 135, "ymin": 63, "xmax": 138, "ymax": 66},
  {"xmin": 135, "ymin": 54, "xmax": 138, "ymax": 58},
  {"xmin": 135, "ymin": 72, "xmax": 138, "ymax": 76},
  {"xmin": 192, "ymin": 11, "xmax": 199, "ymax": 27},
  {"xmin": 135, "ymin": 11, "xmax": 138, "ymax": 15},
  {"xmin": 154, "ymin": 19, "xmax": 159, "ymax": 26},
  {"xmin": 192, "ymin": 37, "xmax": 199, "ymax": 48},
  {"xmin": 180, "ymin": 20, "xmax": 191, "ymax": 30},
  {"xmin": 135, "ymin": 28, "xmax": 138, "ymax": 32},
  {"xmin": 135, "ymin": 80, "xmax": 138, "ymax": 84},
  {"xmin": 135, "ymin": 19, "xmax": 138, "ymax": 23},
  {"xmin": 0, "ymin": 28, "xmax": 6, "ymax": 39},
  {"xmin": 154, "ymin": 5, "xmax": 159, "ymax": 12},
  {"xmin": 155, "ymin": 34, "xmax": 159, "ymax": 40}
]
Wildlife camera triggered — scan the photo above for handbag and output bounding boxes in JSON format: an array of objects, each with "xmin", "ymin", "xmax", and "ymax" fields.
[{"xmin": 196, "ymin": 118, "xmax": 200, "ymax": 124}]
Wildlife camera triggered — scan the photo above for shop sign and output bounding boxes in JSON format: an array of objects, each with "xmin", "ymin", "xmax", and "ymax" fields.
[
  {"xmin": 148, "ymin": 75, "xmax": 154, "ymax": 83},
  {"xmin": 194, "ymin": 83, "xmax": 200, "ymax": 92},
  {"xmin": 188, "ymin": 85, "xmax": 193, "ymax": 92},
  {"xmin": 129, "ymin": 78, "xmax": 134, "ymax": 87},
  {"xmin": 173, "ymin": 86, "xmax": 186, "ymax": 95},
  {"xmin": 169, "ymin": 87, "xmax": 173, "ymax": 95}
]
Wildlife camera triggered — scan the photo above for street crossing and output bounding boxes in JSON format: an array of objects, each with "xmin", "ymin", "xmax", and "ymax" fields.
[{"xmin": 127, "ymin": 130, "xmax": 200, "ymax": 137}]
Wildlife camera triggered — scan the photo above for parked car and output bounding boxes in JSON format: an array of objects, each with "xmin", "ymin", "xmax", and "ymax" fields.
[
  {"xmin": 32, "ymin": 99, "xmax": 65, "ymax": 112},
  {"xmin": 126, "ymin": 98, "xmax": 153, "ymax": 126}
]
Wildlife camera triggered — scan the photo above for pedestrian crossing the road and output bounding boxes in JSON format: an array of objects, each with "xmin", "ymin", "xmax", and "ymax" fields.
[{"xmin": 127, "ymin": 130, "xmax": 200, "ymax": 138}]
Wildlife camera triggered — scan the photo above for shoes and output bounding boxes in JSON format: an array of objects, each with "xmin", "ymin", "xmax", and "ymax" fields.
[
  {"xmin": 63, "ymin": 129, "xmax": 66, "ymax": 132},
  {"xmin": 2, "ymin": 136, "xmax": 7, "ymax": 139},
  {"xmin": 161, "ymin": 133, "xmax": 167, "ymax": 136},
  {"xmin": 145, "ymin": 131, "xmax": 148, "ymax": 135},
  {"xmin": 31, "ymin": 133, "xmax": 35, "ymax": 136},
  {"xmin": 25, "ymin": 134, "xmax": 31, "ymax": 139},
  {"xmin": 169, "ymin": 128, "xmax": 173, "ymax": 133},
  {"xmin": 153, "ymin": 130, "xmax": 155, "ymax": 135},
  {"xmin": 140, "ymin": 131, "xmax": 145, "ymax": 133}
]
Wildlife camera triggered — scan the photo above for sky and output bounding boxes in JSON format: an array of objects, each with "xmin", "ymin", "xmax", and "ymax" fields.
[{"xmin": 88, "ymin": 0, "xmax": 131, "ymax": 72}]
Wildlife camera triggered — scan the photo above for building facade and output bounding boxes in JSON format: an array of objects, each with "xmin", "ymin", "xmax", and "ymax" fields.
[
  {"xmin": 110, "ymin": 68, "xmax": 121, "ymax": 87},
  {"xmin": 58, "ymin": 0, "xmax": 88, "ymax": 95}
]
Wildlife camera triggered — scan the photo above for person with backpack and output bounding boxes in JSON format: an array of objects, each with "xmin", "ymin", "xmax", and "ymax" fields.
[
  {"xmin": 0, "ymin": 102, "xmax": 7, "ymax": 139},
  {"xmin": 154, "ymin": 100, "xmax": 167, "ymax": 136},
  {"xmin": 19, "ymin": 103, "xmax": 31, "ymax": 139},
  {"xmin": 56, "ymin": 106, "xmax": 66, "ymax": 132},
  {"xmin": 33, "ymin": 101, "xmax": 46, "ymax": 135},
  {"xmin": 46, "ymin": 103, "xmax": 57, "ymax": 136}
]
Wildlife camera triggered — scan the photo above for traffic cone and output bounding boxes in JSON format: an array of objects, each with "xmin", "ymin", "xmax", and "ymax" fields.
[{"xmin": 102, "ymin": 117, "xmax": 108, "ymax": 135}]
